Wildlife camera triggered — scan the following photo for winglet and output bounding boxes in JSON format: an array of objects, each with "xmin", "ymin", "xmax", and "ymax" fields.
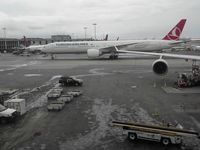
[{"xmin": 162, "ymin": 19, "xmax": 186, "ymax": 41}]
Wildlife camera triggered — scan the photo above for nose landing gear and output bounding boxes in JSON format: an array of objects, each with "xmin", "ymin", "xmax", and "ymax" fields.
[{"xmin": 51, "ymin": 54, "xmax": 55, "ymax": 60}]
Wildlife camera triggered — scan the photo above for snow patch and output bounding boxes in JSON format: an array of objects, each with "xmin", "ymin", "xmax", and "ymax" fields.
[
  {"xmin": 24, "ymin": 74, "xmax": 42, "ymax": 77},
  {"xmin": 73, "ymin": 68, "xmax": 111, "ymax": 78},
  {"xmin": 0, "ymin": 68, "xmax": 16, "ymax": 72},
  {"xmin": 131, "ymin": 85, "xmax": 137, "ymax": 89},
  {"xmin": 59, "ymin": 101, "xmax": 159, "ymax": 150},
  {"xmin": 0, "ymin": 61, "xmax": 39, "ymax": 72},
  {"xmin": 59, "ymin": 99, "xmax": 117, "ymax": 150},
  {"xmin": 50, "ymin": 75, "xmax": 62, "ymax": 81}
]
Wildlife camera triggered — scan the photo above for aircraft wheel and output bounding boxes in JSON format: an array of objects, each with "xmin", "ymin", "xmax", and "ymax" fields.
[
  {"xmin": 114, "ymin": 55, "xmax": 118, "ymax": 59},
  {"xmin": 51, "ymin": 55, "xmax": 54, "ymax": 60},
  {"xmin": 128, "ymin": 133, "xmax": 137, "ymax": 141},
  {"xmin": 161, "ymin": 138, "xmax": 171, "ymax": 145}
]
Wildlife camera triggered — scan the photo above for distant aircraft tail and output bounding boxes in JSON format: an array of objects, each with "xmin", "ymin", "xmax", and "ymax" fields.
[
  {"xmin": 162, "ymin": 19, "xmax": 186, "ymax": 41},
  {"xmin": 104, "ymin": 34, "xmax": 108, "ymax": 41},
  {"xmin": 23, "ymin": 36, "xmax": 27, "ymax": 47}
]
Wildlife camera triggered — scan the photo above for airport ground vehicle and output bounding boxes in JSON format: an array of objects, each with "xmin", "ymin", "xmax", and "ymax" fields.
[
  {"xmin": 47, "ymin": 92, "xmax": 61, "ymax": 100},
  {"xmin": 0, "ymin": 91, "xmax": 11, "ymax": 105},
  {"xmin": 57, "ymin": 95, "xmax": 73, "ymax": 103},
  {"xmin": 176, "ymin": 65, "xmax": 200, "ymax": 88},
  {"xmin": 47, "ymin": 89, "xmax": 62, "ymax": 100},
  {"xmin": 12, "ymin": 48, "xmax": 25, "ymax": 55},
  {"xmin": 0, "ymin": 89, "xmax": 18, "ymax": 105},
  {"xmin": 0, "ymin": 104, "xmax": 18, "ymax": 124},
  {"xmin": 67, "ymin": 90, "xmax": 82, "ymax": 97},
  {"xmin": 112, "ymin": 121, "xmax": 199, "ymax": 146},
  {"xmin": 51, "ymin": 87, "xmax": 63, "ymax": 94},
  {"xmin": 20, "ymin": 52, "xmax": 30, "ymax": 57},
  {"xmin": 47, "ymin": 101, "xmax": 65, "ymax": 111},
  {"xmin": 12, "ymin": 50, "xmax": 22, "ymax": 55},
  {"xmin": 59, "ymin": 76, "xmax": 83, "ymax": 86},
  {"xmin": 4, "ymin": 99, "xmax": 26, "ymax": 115}
]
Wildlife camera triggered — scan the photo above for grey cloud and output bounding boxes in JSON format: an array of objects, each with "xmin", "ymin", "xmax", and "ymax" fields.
[{"xmin": 0, "ymin": 0, "xmax": 199, "ymax": 39}]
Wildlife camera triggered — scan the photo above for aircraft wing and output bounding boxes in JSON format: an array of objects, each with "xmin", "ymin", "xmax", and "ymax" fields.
[
  {"xmin": 99, "ymin": 40, "xmax": 185, "ymax": 53},
  {"xmin": 99, "ymin": 42, "xmax": 139, "ymax": 53},
  {"xmin": 117, "ymin": 50, "xmax": 200, "ymax": 61}
]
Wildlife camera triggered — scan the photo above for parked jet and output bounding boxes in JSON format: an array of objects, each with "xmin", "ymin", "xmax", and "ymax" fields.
[
  {"xmin": 192, "ymin": 46, "xmax": 200, "ymax": 51},
  {"xmin": 41, "ymin": 19, "xmax": 187, "ymax": 59}
]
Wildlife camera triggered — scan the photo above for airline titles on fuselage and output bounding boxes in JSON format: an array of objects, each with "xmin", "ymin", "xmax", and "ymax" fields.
[{"xmin": 56, "ymin": 43, "xmax": 89, "ymax": 46}]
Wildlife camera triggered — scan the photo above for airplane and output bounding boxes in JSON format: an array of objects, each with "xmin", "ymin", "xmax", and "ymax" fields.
[
  {"xmin": 192, "ymin": 45, "xmax": 200, "ymax": 51},
  {"xmin": 41, "ymin": 19, "xmax": 187, "ymax": 60},
  {"xmin": 179, "ymin": 38, "xmax": 200, "ymax": 51},
  {"xmin": 189, "ymin": 39, "xmax": 200, "ymax": 51}
]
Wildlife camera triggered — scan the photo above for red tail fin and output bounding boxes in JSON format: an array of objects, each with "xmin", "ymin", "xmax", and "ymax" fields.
[{"xmin": 162, "ymin": 19, "xmax": 186, "ymax": 41}]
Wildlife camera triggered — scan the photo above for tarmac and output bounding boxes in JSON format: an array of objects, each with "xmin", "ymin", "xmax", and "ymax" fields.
[{"xmin": 0, "ymin": 53, "xmax": 200, "ymax": 150}]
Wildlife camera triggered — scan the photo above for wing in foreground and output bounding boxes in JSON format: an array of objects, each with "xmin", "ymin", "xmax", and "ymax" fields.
[{"xmin": 117, "ymin": 50, "xmax": 200, "ymax": 61}]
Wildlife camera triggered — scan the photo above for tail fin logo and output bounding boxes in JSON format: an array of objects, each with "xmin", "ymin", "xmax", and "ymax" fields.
[
  {"xmin": 162, "ymin": 19, "xmax": 186, "ymax": 41},
  {"xmin": 167, "ymin": 27, "xmax": 181, "ymax": 40}
]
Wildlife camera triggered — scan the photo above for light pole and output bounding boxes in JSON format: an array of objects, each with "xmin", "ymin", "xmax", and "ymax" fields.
[
  {"xmin": 84, "ymin": 27, "xmax": 87, "ymax": 39},
  {"xmin": 92, "ymin": 23, "xmax": 97, "ymax": 40},
  {"xmin": 2, "ymin": 27, "xmax": 7, "ymax": 50}
]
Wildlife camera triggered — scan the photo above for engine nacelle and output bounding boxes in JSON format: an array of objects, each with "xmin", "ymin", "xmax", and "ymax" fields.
[
  {"xmin": 152, "ymin": 59, "xmax": 168, "ymax": 75},
  {"xmin": 87, "ymin": 49, "xmax": 102, "ymax": 58}
]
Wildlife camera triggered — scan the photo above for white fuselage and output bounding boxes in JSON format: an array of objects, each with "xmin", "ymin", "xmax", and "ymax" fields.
[
  {"xmin": 26, "ymin": 45, "xmax": 45, "ymax": 52},
  {"xmin": 41, "ymin": 40, "xmax": 174, "ymax": 54}
]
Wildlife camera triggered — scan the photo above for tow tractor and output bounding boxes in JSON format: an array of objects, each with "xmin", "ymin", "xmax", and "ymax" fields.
[
  {"xmin": 111, "ymin": 121, "xmax": 200, "ymax": 146},
  {"xmin": 176, "ymin": 65, "xmax": 200, "ymax": 88}
]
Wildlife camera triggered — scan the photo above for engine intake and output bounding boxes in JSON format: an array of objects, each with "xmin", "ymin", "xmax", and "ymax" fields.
[
  {"xmin": 152, "ymin": 59, "xmax": 168, "ymax": 75},
  {"xmin": 87, "ymin": 49, "xmax": 102, "ymax": 58}
]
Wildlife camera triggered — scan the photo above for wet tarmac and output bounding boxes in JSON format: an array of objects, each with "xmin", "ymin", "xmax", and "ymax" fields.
[{"xmin": 0, "ymin": 53, "xmax": 200, "ymax": 150}]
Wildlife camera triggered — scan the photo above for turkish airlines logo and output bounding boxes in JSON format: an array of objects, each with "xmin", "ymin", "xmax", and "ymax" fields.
[{"xmin": 167, "ymin": 27, "xmax": 181, "ymax": 40}]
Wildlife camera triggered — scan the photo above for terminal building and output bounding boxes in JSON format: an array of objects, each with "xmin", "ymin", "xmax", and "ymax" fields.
[
  {"xmin": 0, "ymin": 38, "xmax": 52, "ymax": 53},
  {"xmin": 0, "ymin": 35, "xmax": 72, "ymax": 53},
  {"xmin": 0, "ymin": 38, "xmax": 20, "ymax": 53},
  {"xmin": 51, "ymin": 35, "xmax": 71, "ymax": 42},
  {"xmin": 22, "ymin": 38, "xmax": 53, "ymax": 46}
]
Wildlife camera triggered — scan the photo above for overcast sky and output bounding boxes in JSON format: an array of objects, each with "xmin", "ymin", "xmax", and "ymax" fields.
[{"xmin": 0, "ymin": 0, "xmax": 199, "ymax": 40}]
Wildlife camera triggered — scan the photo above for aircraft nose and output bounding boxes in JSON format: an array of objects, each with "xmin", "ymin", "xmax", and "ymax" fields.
[
  {"xmin": 41, "ymin": 46, "xmax": 45, "ymax": 50},
  {"xmin": 41, "ymin": 45, "xmax": 50, "ymax": 53},
  {"xmin": 40, "ymin": 46, "xmax": 46, "ymax": 52}
]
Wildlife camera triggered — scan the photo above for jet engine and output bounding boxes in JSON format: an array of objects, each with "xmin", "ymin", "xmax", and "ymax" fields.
[
  {"xmin": 152, "ymin": 59, "xmax": 168, "ymax": 75},
  {"xmin": 87, "ymin": 49, "xmax": 102, "ymax": 58}
]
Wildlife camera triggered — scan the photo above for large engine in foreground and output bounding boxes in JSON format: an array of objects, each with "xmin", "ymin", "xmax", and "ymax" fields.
[
  {"xmin": 152, "ymin": 59, "xmax": 168, "ymax": 75},
  {"xmin": 87, "ymin": 49, "xmax": 102, "ymax": 58}
]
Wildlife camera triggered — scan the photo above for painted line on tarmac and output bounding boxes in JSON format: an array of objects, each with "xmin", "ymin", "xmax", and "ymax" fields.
[
  {"xmin": 190, "ymin": 116, "xmax": 200, "ymax": 129},
  {"xmin": 0, "ymin": 61, "xmax": 39, "ymax": 72}
]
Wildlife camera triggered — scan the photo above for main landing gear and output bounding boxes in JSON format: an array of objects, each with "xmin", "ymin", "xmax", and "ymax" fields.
[
  {"xmin": 51, "ymin": 54, "xmax": 55, "ymax": 60},
  {"xmin": 109, "ymin": 55, "xmax": 118, "ymax": 59},
  {"xmin": 109, "ymin": 52, "xmax": 119, "ymax": 60}
]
